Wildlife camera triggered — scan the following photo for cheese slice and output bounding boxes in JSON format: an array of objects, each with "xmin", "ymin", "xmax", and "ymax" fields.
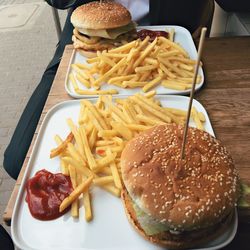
[
  {"xmin": 78, "ymin": 22, "xmax": 136, "ymax": 39},
  {"xmin": 133, "ymin": 201, "xmax": 169, "ymax": 235}
]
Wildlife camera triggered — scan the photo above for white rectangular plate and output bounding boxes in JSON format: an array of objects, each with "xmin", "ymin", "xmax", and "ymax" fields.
[
  {"xmin": 12, "ymin": 96, "xmax": 237, "ymax": 250},
  {"xmin": 65, "ymin": 25, "xmax": 204, "ymax": 98}
]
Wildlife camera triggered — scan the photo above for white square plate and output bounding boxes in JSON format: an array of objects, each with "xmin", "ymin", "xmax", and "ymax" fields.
[
  {"xmin": 12, "ymin": 96, "xmax": 237, "ymax": 250},
  {"xmin": 65, "ymin": 25, "xmax": 204, "ymax": 98}
]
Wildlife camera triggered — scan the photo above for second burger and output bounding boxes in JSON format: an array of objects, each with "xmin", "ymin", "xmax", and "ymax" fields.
[{"xmin": 71, "ymin": 1, "xmax": 137, "ymax": 57}]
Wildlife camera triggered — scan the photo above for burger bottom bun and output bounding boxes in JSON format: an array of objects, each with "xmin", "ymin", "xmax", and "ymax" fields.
[
  {"xmin": 77, "ymin": 49, "xmax": 97, "ymax": 58},
  {"xmin": 121, "ymin": 189, "xmax": 233, "ymax": 250}
]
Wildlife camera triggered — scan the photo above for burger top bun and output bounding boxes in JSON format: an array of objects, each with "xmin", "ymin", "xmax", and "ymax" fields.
[
  {"xmin": 71, "ymin": 1, "xmax": 132, "ymax": 30},
  {"xmin": 121, "ymin": 124, "xmax": 239, "ymax": 231}
]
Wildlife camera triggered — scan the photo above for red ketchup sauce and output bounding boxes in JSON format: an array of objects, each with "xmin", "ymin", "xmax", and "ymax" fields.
[
  {"xmin": 137, "ymin": 29, "xmax": 169, "ymax": 42},
  {"xmin": 26, "ymin": 169, "xmax": 73, "ymax": 220}
]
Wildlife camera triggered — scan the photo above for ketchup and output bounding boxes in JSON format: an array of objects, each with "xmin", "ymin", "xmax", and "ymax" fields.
[
  {"xmin": 26, "ymin": 169, "xmax": 73, "ymax": 220},
  {"xmin": 137, "ymin": 29, "xmax": 169, "ymax": 42}
]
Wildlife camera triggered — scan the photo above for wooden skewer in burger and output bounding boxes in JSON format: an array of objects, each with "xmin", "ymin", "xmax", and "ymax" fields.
[{"xmin": 120, "ymin": 28, "xmax": 240, "ymax": 249}]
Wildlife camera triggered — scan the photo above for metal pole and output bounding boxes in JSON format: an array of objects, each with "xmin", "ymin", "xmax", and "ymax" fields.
[{"xmin": 51, "ymin": 7, "xmax": 62, "ymax": 40}]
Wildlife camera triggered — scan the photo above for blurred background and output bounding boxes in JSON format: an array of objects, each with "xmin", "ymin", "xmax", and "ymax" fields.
[{"xmin": 0, "ymin": 0, "xmax": 249, "ymax": 234}]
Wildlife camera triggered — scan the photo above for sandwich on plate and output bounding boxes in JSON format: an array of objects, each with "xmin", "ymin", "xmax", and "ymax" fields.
[
  {"xmin": 71, "ymin": 0, "xmax": 137, "ymax": 57},
  {"xmin": 121, "ymin": 123, "xmax": 239, "ymax": 249}
]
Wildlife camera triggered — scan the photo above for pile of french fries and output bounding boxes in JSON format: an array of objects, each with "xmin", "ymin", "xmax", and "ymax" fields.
[
  {"xmin": 69, "ymin": 31, "xmax": 202, "ymax": 95},
  {"xmin": 50, "ymin": 92, "xmax": 206, "ymax": 221}
]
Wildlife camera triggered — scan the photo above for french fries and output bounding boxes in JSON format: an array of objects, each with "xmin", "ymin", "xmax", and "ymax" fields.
[
  {"xmin": 69, "ymin": 32, "xmax": 202, "ymax": 95},
  {"xmin": 51, "ymin": 93, "xmax": 206, "ymax": 222},
  {"xmin": 59, "ymin": 176, "xmax": 93, "ymax": 213}
]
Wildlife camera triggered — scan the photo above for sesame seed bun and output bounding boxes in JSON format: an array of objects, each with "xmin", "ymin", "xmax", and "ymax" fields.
[
  {"xmin": 121, "ymin": 189, "xmax": 234, "ymax": 249},
  {"xmin": 71, "ymin": 1, "xmax": 131, "ymax": 30},
  {"xmin": 121, "ymin": 123, "xmax": 239, "ymax": 247}
]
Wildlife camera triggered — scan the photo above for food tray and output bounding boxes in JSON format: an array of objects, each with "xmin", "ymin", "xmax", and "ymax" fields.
[
  {"xmin": 11, "ymin": 96, "xmax": 237, "ymax": 250},
  {"xmin": 65, "ymin": 25, "xmax": 204, "ymax": 98}
]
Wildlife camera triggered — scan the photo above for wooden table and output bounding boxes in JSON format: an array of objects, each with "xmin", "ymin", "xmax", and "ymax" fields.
[{"xmin": 3, "ymin": 37, "xmax": 250, "ymax": 248}]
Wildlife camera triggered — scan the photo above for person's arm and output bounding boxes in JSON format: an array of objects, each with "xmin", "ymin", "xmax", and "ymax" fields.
[{"xmin": 45, "ymin": 0, "xmax": 91, "ymax": 10}]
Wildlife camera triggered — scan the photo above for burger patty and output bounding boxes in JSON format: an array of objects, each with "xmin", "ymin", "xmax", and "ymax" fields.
[
  {"xmin": 122, "ymin": 189, "xmax": 234, "ymax": 249},
  {"xmin": 72, "ymin": 28, "xmax": 137, "ymax": 51}
]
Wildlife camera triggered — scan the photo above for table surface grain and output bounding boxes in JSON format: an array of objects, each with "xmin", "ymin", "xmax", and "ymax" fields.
[{"xmin": 3, "ymin": 38, "xmax": 250, "ymax": 248}]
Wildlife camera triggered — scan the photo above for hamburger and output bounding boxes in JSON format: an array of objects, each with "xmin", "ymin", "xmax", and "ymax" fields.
[
  {"xmin": 121, "ymin": 123, "xmax": 239, "ymax": 249},
  {"xmin": 71, "ymin": 1, "xmax": 137, "ymax": 57}
]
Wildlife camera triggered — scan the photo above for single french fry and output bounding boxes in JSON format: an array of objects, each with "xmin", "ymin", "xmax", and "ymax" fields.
[
  {"xmin": 158, "ymin": 36, "xmax": 189, "ymax": 57},
  {"xmin": 134, "ymin": 38, "xmax": 157, "ymax": 67},
  {"xmin": 110, "ymin": 121, "xmax": 133, "ymax": 141},
  {"xmin": 138, "ymin": 71, "xmax": 151, "ymax": 82},
  {"xmin": 104, "ymin": 52, "xmax": 127, "ymax": 58},
  {"xmin": 192, "ymin": 107, "xmax": 204, "ymax": 130},
  {"xmin": 50, "ymin": 132, "xmax": 74, "ymax": 158},
  {"xmin": 76, "ymin": 89, "xmax": 118, "ymax": 95},
  {"xmin": 72, "ymin": 63, "xmax": 90, "ymax": 70},
  {"xmin": 144, "ymin": 57, "xmax": 158, "ymax": 65},
  {"xmin": 68, "ymin": 165, "xmax": 79, "ymax": 218},
  {"xmin": 112, "ymin": 136, "xmax": 124, "ymax": 145},
  {"xmin": 126, "ymin": 124, "xmax": 151, "ymax": 131},
  {"xmin": 93, "ymin": 176, "xmax": 114, "ymax": 185},
  {"xmin": 198, "ymin": 112, "xmax": 206, "ymax": 122},
  {"xmin": 59, "ymin": 176, "xmax": 93, "ymax": 213},
  {"xmin": 109, "ymin": 40, "xmax": 137, "ymax": 53},
  {"xmin": 79, "ymin": 125, "xmax": 97, "ymax": 169},
  {"xmin": 88, "ymin": 127, "xmax": 98, "ymax": 151},
  {"xmin": 69, "ymin": 73, "xmax": 79, "ymax": 92},
  {"xmin": 136, "ymin": 114, "xmax": 162, "ymax": 126},
  {"xmin": 169, "ymin": 28, "xmax": 175, "ymax": 42},
  {"xmin": 96, "ymin": 140, "xmax": 114, "ymax": 146},
  {"xmin": 95, "ymin": 166, "xmax": 112, "ymax": 175},
  {"xmin": 165, "ymin": 107, "xmax": 187, "ymax": 117},
  {"xmin": 144, "ymin": 90, "xmax": 156, "ymax": 98},
  {"xmin": 97, "ymin": 183, "xmax": 121, "ymax": 197},
  {"xmin": 167, "ymin": 56, "xmax": 197, "ymax": 65},
  {"xmin": 157, "ymin": 50, "xmax": 180, "ymax": 58},
  {"xmin": 107, "ymin": 148, "xmax": 122, "ymax": 189},
  {"xmin": 54, "ymin": 135, "xmax": 69, "ymax": 175},
  {"xmin": 98, "ymin": 129, "xmax": 118, "ymax": 138},
  {"xmin": 135, "ymin": 64, "xmax": 158, "ymax": 73},
  {"xmin": 62, "ymin": 156, "xmax": 93, "ymax": 177},
  {"xmin": 142, "ymin": 76, "xmax": 162, "ymax": 92},
  {"xmin": 95, "ymin": 153, "xmax": 117, "ymax": 170},
  {"xmin": 67, "ymin": 142, "xmax": 86, "ymax": 165},
  {"xmin": 76, "ymin": 73, "xmax": 91, "ymax": 89},
  {"xmin": 79, "ymin": 103, "xmax": 87, "ymax": 125},
  {"xmin": 122, "ymin": 81, "xmax": 148, "ymax": 88},
  {"xmin": 67, "ymin": 119, "xmax": 86, "ymax": 160},
  {"xmin": 178, "ymin": 63, "xmax": 194, "ymax": 72},
  {"xmin": 161, "ymin": 80, "xmax": 187, "ymax": 90},
  {"xmin": 108, "ymin": 74, "xmax": 136, "ymax": 84},
  {"xmin": 82, "ymin": 176, "xmax": 93, "ymax": 222}
]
